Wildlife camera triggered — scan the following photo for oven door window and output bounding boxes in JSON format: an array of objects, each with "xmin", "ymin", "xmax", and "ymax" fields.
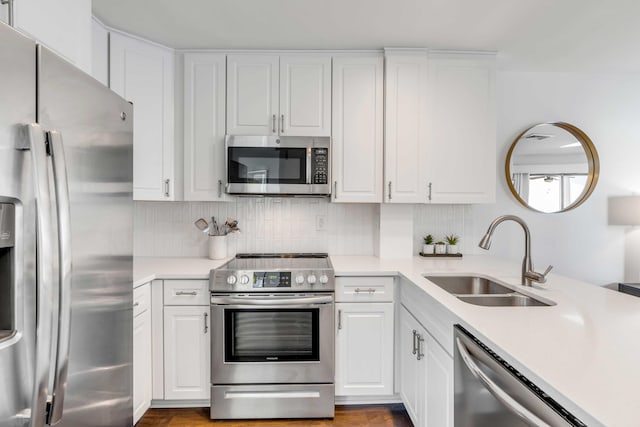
[
  {"xmin": 224, "ymin": 308, "xmax": 319, "ymax": 362},
  {"xmin": 227, "ymin": 147, "xmax": 307, "ymax": 184}
]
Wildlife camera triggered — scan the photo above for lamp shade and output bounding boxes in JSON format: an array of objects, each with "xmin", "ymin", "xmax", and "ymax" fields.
[{"xmin": 608, "ymin": 196, "xmax": 640, "ymax": 225}]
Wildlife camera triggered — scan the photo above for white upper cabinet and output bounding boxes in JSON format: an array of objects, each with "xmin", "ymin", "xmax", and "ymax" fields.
[
  {"xmin": 183, "ymin": 53, "xmax": 228, "ymax": 201},
  {"xmin": 91, "ymin": 17, "xmax": 109, "ymax": 86},
  {"xmin": 332, "ymin": 55, "xmax": 384, "ymax": 203},
  {"xmin": 279, "ymin": 56, "xmax": 331, "ymax": 136},
  {"xmin": 384, "ymin": 51, "xmax": 429, "ymax": 204},
  {"xmin": 227, "ymin": 54, "xmax": 331, "ymax": 136},
  {"xmin": 4, "ymin": 0, "xmax": 92, "ymax": 73},
  {"xmin": 226, "ymin": 54, "xmax": 279, "ymax": 135},
  {"xmin": 426, "ymin": 52, "xmax": 496, "ymax": 204},
  {"xmin": 110, "ymin": 32, "xmax": 176, "ymax": 201}
]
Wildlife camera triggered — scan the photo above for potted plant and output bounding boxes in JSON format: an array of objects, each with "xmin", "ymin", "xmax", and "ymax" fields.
[
  {"xmin": 422, "ymin": 234, "xmax": 435, "ymax": 254},
  {"xmin": 435, "ymin": 241, "xmax": 447, "ymax": 254},
  {"xmin": 446, "ymin": 234, "xmax": 459, "ymax": 254}
]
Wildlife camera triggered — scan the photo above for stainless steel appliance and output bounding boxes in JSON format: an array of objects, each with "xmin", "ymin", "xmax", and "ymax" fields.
[
  {"xmin": 0, "ymin": 22, "xmax": 133, "ymax": 427},
  {"xmin": 225, "ymin": 135, "xmax": 331, "ymax": 196},
  {"xmin": 210, "ymin": 253, "xmax": 335, "ymax": 420},
  {"xmin": 454, "ymin": 326, "xmax": 586, "ymax": 427}
]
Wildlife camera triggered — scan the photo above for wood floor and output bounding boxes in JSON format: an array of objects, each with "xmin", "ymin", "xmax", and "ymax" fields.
[{"xmin": 137, "ymin": 405, "xmax": 413, "ymax": 427}]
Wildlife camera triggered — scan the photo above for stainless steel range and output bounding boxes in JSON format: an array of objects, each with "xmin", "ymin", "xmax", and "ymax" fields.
[{"xmin": 209, "ymin": 253, "xmax": 335, "ymax": 420}]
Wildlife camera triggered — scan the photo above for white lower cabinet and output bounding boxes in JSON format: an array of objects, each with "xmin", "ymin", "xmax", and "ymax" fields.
[
  {"xmin": 163, "ymin": 305, "xmax": 211, "ymax": 400},
  {"xmin": 335, "ymin": 302, "xmax": 394, "ymax": 396},
  {"xmin": 399, "ymin": 304, "xmax": 453, "ymax": 427},
  {"xmin": 133, "ymin": 283, "xmax": 152, "ymax": 424},
  {"xmin": 334, "ymin": 276, "xmax": 394, "ymax": 399}
]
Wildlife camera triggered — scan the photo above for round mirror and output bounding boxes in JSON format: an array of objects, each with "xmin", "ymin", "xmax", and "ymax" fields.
[{"xmin": 505, "ymin": 122, "xmax": 599, "ymax": 213}]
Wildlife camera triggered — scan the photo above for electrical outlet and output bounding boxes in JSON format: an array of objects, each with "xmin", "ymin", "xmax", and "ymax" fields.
[{"xmin": 316, "ymin": 215, "xmax": 327, "ymax": 231}]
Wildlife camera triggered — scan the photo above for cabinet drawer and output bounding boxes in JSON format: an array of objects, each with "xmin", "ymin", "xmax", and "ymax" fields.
[
  {"xmin": 163, "ymin": 280, "xmax": 209, "ymax": 306},
  {"xmin": 335, "ymin": 277, "xmax": 394, "ymax": 302},
  {"xmin": 133, "ymin": 284, "xmax": 151, "ymax": 317}
]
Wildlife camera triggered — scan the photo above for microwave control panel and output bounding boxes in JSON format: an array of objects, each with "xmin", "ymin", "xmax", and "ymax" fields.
[{"xmin": 311, "ymin": 148, "xmax": 329, "ymax": 184}]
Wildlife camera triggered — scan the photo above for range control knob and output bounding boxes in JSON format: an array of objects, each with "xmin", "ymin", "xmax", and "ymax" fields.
[
  {"xmin": 226, "ymin": 275, "xmax": 237, "ymax": 285},
  {"xmin": 319, "ymin": 274, "xmax": 329, "ymax": 284},
  {"xmin": 307, "ymin": 274, "xmax": 317, "ymax": 285},
  {"xmin": 240, "ymin": 275, "xmax": 250, "ymax": 285},
  {"xmin": 295, "ymin": 275, "xmax": 305, "ymax": 285}
]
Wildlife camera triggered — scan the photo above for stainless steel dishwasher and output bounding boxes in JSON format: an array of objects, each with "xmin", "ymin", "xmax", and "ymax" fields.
[{"xmin": 454, "ymin": 326, "xmax": 587, "ymax": 427}]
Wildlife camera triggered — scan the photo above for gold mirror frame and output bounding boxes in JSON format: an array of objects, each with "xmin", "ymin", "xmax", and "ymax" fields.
[{"xmin": 505, "ymin": 122, "xmax": 600, "ymax": 213}]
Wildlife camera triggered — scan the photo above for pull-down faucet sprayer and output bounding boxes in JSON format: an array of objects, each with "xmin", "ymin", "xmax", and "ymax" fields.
[{"xmin": 478, "ymin": 215, "xmax": 553, "ymax": 286}]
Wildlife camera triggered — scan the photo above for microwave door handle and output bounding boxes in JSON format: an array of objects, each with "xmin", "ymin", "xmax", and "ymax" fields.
[
  {"xmin": 455, "ymin": 337, "xmax": 551, "ymax": 427},
  {"xmin": 20, "ymin": 124, "xmax": 56, "ymax": 427},
  {"xmin": 307, "ymin": 148, "xmax": 312, "ymax": 184}
]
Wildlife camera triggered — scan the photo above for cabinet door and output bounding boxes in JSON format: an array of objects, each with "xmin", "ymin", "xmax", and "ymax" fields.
[
  {"xmin": 133, "ymin": 310, "xmax": 152, "ymax": 424},
  {"xmin": 110, "ymin": 32, "xmax": 175, "ymax": 200},
  {"xmin": 427, "ymin": 52, "xmax": 496, "ymax": 204},
  {"xmin": 398, "ymin": 306, "xmax": 421, "ymax": 425},
  {"xmin": 279, "ymin": 55, "xmax": 331, "ymax": 136},
  {"xmin": 335, "ymin": 303, "xmax": 394, "ymax": 396},
  {"xmin": 384, "ymin": 53, "xmax": 429, "ymax": 203},
  {"xmin": 425, "ymin": 333, "xmax": 454, "ymax": 427},
  {"xmin": 91, "ymin": 17, "xmax": 108, "ymax": 86},
  {"xmin": 332, "ymin": 56, "xmax": 384, "ymax": 203},
  {"xmin": 183, "ymin": 53, "xmax": 228, "ymax": 201},
  {"xmin": 11, "ymin": 0, "xmax": 92, "ymax": 73},
  {"xmin": 163, "ymin": 306, "xmax": 210, "ymax": 400},
  {"xmin": 226, "ymin": 54, "xmax": 279, "ymax": 135}
]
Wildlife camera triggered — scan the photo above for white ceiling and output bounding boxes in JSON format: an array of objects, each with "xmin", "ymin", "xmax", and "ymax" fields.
[{"xmin": 92, "ymin": 0, "xmax": 640, "ymax": 72}]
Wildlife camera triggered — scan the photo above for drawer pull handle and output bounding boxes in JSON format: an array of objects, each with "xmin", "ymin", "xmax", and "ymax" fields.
[
  {"xmin": 176, "ymin": 291, "xmax": 198, "ymax": 296},
  {"xmin": 354, "ymin": 288, "xmax": 376, "ymax": 294},
  {"xmin": 133, "ymin": 302, "xmax": 140, "ymax": 307},
  {"xmin": 204, "ymin": 312, "xmax": 208, "ymax": 334}
]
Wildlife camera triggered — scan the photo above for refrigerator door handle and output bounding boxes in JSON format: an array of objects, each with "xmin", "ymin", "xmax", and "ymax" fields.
[
  {"xmin": 46, "ymin": 130, "xmax": 72, "ymax": 426},
  {"xmin": 21, "ymin": 124, "xmax": 56, "ymax": 427}
]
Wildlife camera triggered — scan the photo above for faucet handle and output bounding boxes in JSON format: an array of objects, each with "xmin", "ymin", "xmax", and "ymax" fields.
[{"xmin": 525, "ymin": 265, "xmax": 553, "ymax": 284}]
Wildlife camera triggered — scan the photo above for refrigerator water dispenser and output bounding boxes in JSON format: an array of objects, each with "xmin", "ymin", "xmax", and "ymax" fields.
[{"xmin": 0, "ymin": 203, "xmax": 15, "ymax": 340}]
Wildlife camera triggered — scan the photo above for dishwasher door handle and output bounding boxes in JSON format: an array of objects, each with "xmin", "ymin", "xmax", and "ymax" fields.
[{"xmin": 455, "ymin": 337, "xmax": 551, "ymax": 427}]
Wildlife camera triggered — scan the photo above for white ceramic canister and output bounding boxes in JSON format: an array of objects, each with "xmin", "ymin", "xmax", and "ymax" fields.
[{"xmin": 208, "ymin": 235, "xmax": 227, "ymax": 260}]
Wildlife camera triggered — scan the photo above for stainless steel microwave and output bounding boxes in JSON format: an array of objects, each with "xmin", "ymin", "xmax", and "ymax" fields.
[{"xmin": 225, "ymin": 135, "xmax": 331, "ymax": 196}]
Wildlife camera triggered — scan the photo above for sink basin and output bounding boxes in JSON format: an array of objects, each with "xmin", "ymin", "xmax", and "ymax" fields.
[
  {"xmin": 424, "ymin": 275, "xmax": 514, "ymax": 295},
  {"xmin": 424, "ymin": 274, "xmax": 554, "ymax": 307},
  {"xmin": 457, "ymin": 294, "xmax": 551, "ymax": 307}
]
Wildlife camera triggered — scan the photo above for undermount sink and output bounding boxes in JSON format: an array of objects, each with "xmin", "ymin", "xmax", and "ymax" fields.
[
  {"xmin": 458, "ymin": 294, "xmax": 551, "ymax": 307},
  {"xmin": 424, "ymin": 275, "xmax": 514, "ymax": 295},
  {"xmin": 424, "ymin": 275, "xmax": 553, "ymax": 307}
]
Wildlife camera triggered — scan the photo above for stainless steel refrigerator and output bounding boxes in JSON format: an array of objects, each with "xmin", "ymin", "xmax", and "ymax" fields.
[{"xmin": 0, "ymin": 22, "xmax": 133, "ymax": 427}]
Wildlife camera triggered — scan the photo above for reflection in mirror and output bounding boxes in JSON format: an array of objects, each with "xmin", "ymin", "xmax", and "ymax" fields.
[{"xmin": 506, "ymin": 123, "xmax": 599, "ymax": 213}]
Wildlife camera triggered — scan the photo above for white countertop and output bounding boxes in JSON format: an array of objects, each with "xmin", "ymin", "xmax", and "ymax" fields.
[
  {"xmin": 133, "ymin": 256, "xmax": 233, "ymax": 287},
  {"xmin": 134, "ymin": 254, "xmax": 640, "ymax": 426}
]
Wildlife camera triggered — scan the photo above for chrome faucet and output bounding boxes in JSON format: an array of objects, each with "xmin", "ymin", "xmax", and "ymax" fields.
[{"xmin": 478, "ymin": 215, "xmax": 553, "ymax": 286}]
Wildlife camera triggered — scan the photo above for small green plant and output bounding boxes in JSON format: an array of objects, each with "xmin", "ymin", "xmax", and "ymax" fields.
[
  {"xmin": 423, "ymin": 234, "xmax": 434, "ymax": 244},
  {"xmin": 445, "ymin": 234, "xmax": 459, "ymax": 245},
  {"xmin": 435, "ymin": 241, "xmax": 445, "ymax": 245}
]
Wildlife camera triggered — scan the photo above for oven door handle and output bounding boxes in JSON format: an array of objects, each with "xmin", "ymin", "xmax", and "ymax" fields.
[{"xmin": 211, "ymin": 295, "xmax": 334, "ymax": 306}]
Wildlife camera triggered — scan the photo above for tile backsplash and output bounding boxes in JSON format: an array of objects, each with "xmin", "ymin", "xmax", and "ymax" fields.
[
  {"xmin": 413, "ymin": 204, "xmax": 472, "ymax": 254},
  {"xmin": 134, "ymin": 199, "xmax": 379, "ymax": 257}
]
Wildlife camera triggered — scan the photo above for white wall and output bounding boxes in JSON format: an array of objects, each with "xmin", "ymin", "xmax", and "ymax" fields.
[
  {"xmin": 134, "ymin": 199, "xmax": 379, "ymax": 257},
  {"xmin": 467, "ymin": 70, "xmax": 640, "ymax": 286}
]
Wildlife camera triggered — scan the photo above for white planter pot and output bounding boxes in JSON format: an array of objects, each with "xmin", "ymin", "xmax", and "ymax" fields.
[
  {"xmin": 435, "ymin": 244, "xmax": 446, "ymax": 254},
  {"xmin": 447, "ymin": 244, "xmax": 459, "ymax": 254},
  {"xmin": 208, "ymin": 235, "xmax": 227, "ymax": 260},
  {"xmin": 422, "ymin": 244, "xmax": 435, "ymax": 254}
]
